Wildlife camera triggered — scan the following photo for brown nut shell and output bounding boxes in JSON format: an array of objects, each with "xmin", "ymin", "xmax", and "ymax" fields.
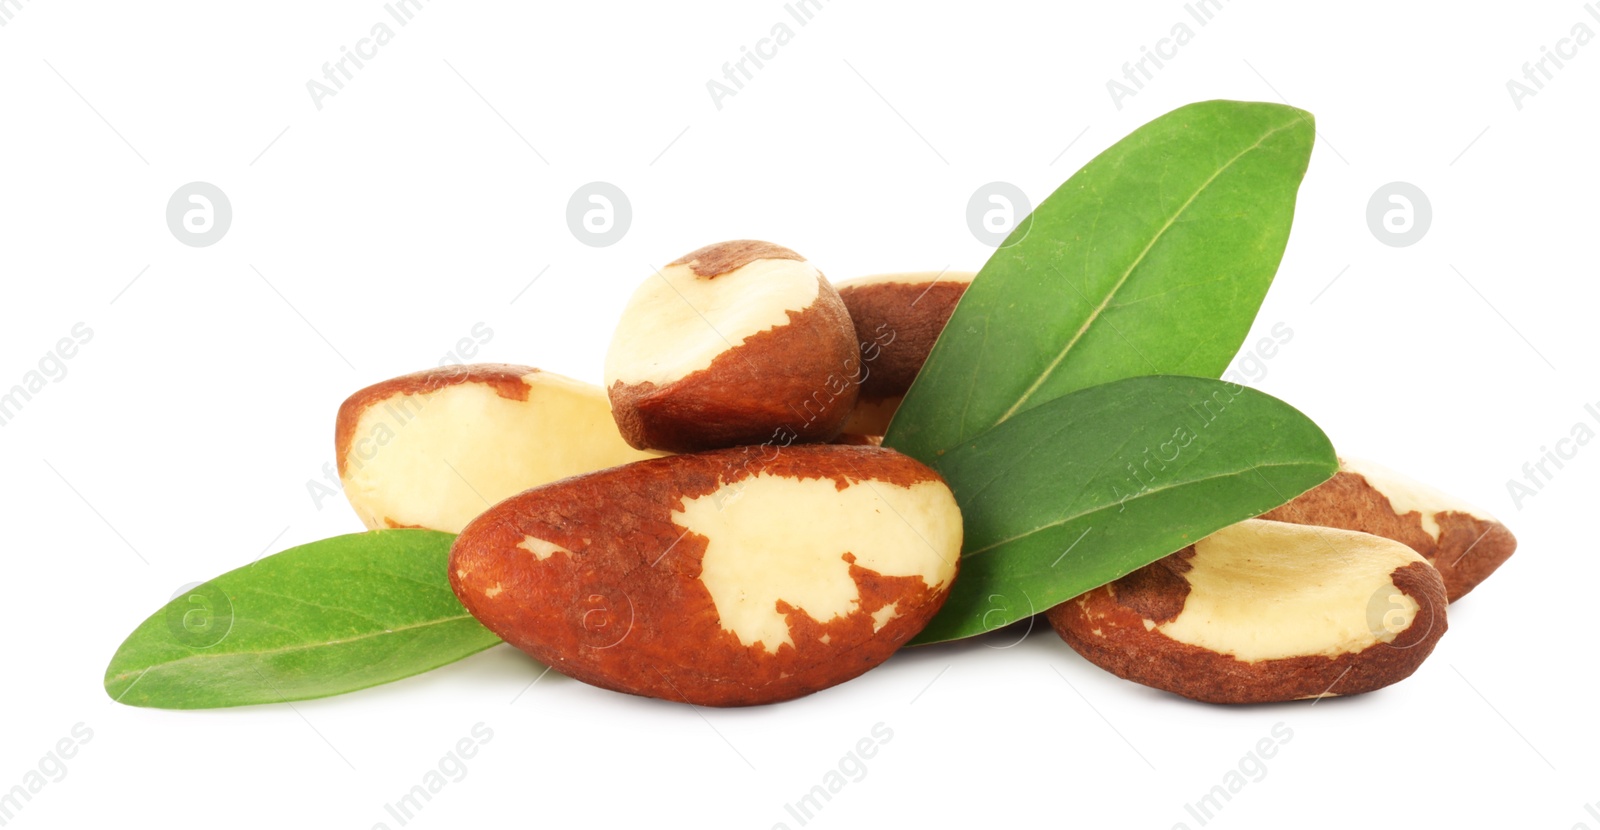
[
  {"xmin": 836, "ymin": 272, "xmax": 974, "ymax": 401},
  {"xmin": 1260, "ymin": 457, "xmax": 1515, "ymax": 601},
  {"xmin": 450, "ymin": 444, "xmax": 962, "ymax": 706}
]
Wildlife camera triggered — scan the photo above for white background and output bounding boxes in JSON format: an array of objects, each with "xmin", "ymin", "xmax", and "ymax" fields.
[{"xmin": 2, "ymin": 1, "xmax": 1595, "ymax": 827}]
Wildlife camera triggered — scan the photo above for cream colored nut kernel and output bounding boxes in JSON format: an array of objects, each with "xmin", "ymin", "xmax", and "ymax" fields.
[
  {"xmin": 675, "ymin": 472, "xmax": 958, "ymax": 653},
  {"xmin": 1154, "ymin": 521, "xmax": 1423, "ymax": 661},
  {"xmin": 336, "ymin": 364, "xmax": 659, "ymax": 533},
  {"xmin": 605, "ymin": 255, "xmax": 822, "ymax": 389},
  {"xmin": 1047, "ymin": 519, "xmax": 1449, "ymax": 705},
  {"xmin": 604, "ymin": 241, "xmax": 859, "ymax": 453},
  {"xmin": 1337, "ymin": 457, "xmax": 1496, "ymax": 540}
]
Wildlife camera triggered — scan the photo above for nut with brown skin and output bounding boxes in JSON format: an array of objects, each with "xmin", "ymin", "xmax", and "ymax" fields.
[
  {"xmin": 604, "ymin": 241, "xmax": 860, "ymax": 453},
  {"xmin": 835, "ymin": 271, "xmax": 975, "ymax": 435},
  {"xmin": 449, "ymin": 444, "xmax": 963, "ymax": 707},
  {"xmin": 1259, "ymin": 457, "xmax": 1515, "ymax": 601},
  {"xmin": 336, "ymin": 364, "xmax": 659, "ymax": 533},
  {"xmin": 1047, "ymin": 519, "xmax": 1448, "ymax": 705}
]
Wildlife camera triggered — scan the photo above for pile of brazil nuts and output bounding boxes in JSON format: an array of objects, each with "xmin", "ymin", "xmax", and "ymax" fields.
[{"xmin": 333, "ymin": 240, "xmax": 1516, "ymax": 706}]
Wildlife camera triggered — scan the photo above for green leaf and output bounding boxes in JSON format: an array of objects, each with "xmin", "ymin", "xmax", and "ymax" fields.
[
  {"xmin": 886, "ymin": 100, "xmax": 1315, "ymax": 462},
  {"xmin": 912, "ymin": 375, "xmax": 1336, "ymax": 645},
  {"xmin": 104, "ymin": 530, "xmax": 501, "ymax": 709}
]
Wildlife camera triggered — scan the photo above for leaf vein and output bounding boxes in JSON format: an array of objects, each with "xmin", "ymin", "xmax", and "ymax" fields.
[
  {"xmin": 994, "ymin": 118, "xmax": 1304, "ymax": 425},
  {"xmin": 963, "ymin": 458, "xmax": 1326, "ymax": 556}
]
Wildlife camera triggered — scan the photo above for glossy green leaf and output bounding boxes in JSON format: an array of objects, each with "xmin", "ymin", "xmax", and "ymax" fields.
[
  {"xmin": 104, "ymin": 530, "xmax": 501, "ymax": 709},
  {"xmin": 886, "ymin": 100, "xmax": 1315, "ymax": 462},
  {"xmin": 912, "ymin": 375, "xmax": 1336, "ymax": 645}
]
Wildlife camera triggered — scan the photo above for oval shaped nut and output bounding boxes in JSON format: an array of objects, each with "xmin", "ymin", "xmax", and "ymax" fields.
[
  {"xmin": 1259, "ymin": 457, "xmax": 1515, "ymax": 601},
  {"xmin": 1046, "ymin": 519, "xmax": 1447, "ymax": 705},
  {"xmin": 836, "ymin": 271, "xmax": 975, "ymax": 436},
  {"xmin": 449, "ymin": 444, "xmax": 962, "ymax": 706},
  {"xmin": 336, "ymin": 364, "xmax": 660, "ymax": 533},
  {"xmin": 604, "ymin": 241, "xmax": 860, "ymax": 453}
]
